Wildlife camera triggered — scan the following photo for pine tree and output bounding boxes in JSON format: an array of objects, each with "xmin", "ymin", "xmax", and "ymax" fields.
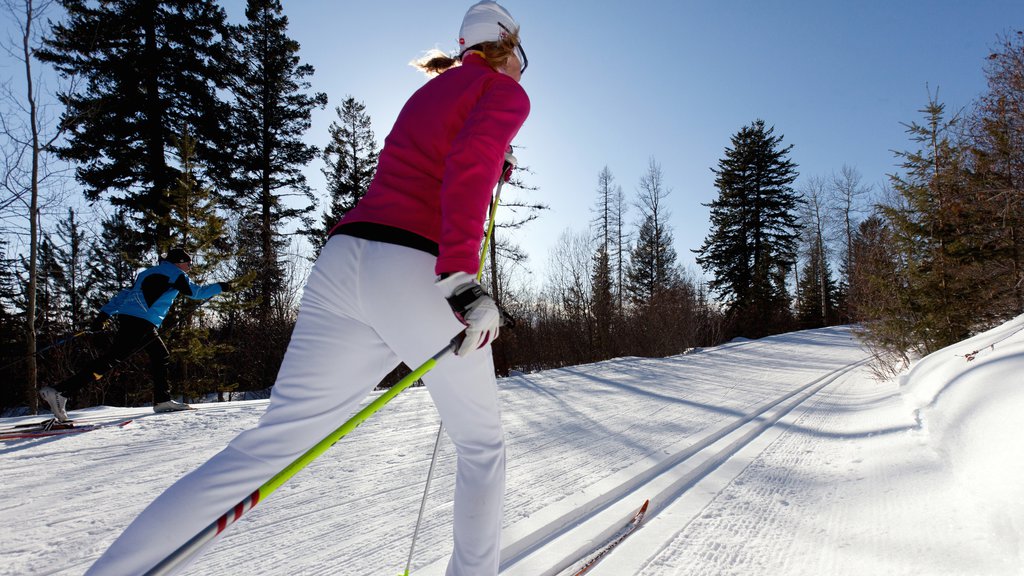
[
  {"xmin": 89, "ymin": 208, "xmax": 140, "ymax": 309},
  {"xmin": 160, "ymin": 129, "xmax": 229, "ymax": 264},
  {"xmin": 795, "ymin": 245, "xmax": 836, "ymax": 328},
  {"xmin": 21, "ymin": 238, "xmax": 60, "ymax": 337},
  {"xmin": 798, "ymin": 175, "xmax": 836, "ymax": 326},
  {"xmin": 626, "ymin": 158, "xmax": 678, "ymax": 305},
  {"xmin": 314, "ymin": 96, "xmax": 378, "ymax": 248},
  {"xmin": 49, "ymin": 208, "xmax": 95, "ymax": 331},
  {"xmin": 847, "ymin": 213, "xmax": 917, "ymax": 374},
  {"xmin": 159, "ymin": 129, "xmax": 234, "ymax": 401},
  {"xmin": 590, "ymin": 246, "xmax": 613, "ymax": 358},
  {"xmin": 969, "ymin": 31, "xmax": 1024, "ymax": 317},
  {"xmin": 227, "ymin": 0, "xmax": 326, "ymax": 319},
  {"xmin": 591, "ymin": 166, "xmax": 623, "ymax": 354},
  {"xmin": 626, "ymin": 214, "xmax": 678, "ymax": 304},
  {"xmin": 696, "ymin": 119, "xmax": 802, "ymax": 338},
  {"xmin": 882, "ymin": 96, "xmax": 976, "ymax": 353},
  {"xmin": 37, "ymin": 0, "xmax": 233, "ymax": 256}
]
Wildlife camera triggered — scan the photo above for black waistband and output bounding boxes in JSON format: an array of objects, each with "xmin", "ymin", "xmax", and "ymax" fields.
[{"xmin": 330, "ymin": 222, "xmax": 439, "ymax": 257}]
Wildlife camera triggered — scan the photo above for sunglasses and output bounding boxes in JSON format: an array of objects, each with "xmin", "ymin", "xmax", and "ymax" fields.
[{"xmin": 498, "ymin": 22, "xmax": 528, "ymax": 74}]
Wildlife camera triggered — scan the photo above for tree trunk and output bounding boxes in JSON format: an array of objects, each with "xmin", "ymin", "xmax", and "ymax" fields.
[{"xmin": 23, "ymin": 0, "xmax": 39, "ymax": 412}]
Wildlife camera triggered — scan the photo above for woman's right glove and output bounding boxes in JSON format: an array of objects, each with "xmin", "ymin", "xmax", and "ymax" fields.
[{"xmin": 435, "ymin": 272, "xmax": 501, "ymax": 356}]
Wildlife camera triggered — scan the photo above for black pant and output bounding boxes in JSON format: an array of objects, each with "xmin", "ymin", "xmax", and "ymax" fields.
[{"xmin": 55, "ymin": 315, "xmax": 172, "ymax": 404}]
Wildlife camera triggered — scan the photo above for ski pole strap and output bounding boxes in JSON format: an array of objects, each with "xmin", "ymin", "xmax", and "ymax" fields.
[{"xmin": 143, "ymin": 339, "xmax": 459, "ymax": 576}]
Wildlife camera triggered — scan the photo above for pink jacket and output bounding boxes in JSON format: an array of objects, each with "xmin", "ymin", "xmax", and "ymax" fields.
[{"xmin": 331, "ymin": 53, "xmax": 530, "ymax": 275}]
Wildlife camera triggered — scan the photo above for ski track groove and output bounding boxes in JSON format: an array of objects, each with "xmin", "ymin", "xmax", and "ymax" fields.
[{"xmin": 497, "ymin": 342, "xmax": 870, "ymax": 575}]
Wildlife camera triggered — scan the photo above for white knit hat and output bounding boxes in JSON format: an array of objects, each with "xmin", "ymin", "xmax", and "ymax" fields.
[{"xmin": 458, "ymin": 1, "xmax": 520, "ymax": 55}]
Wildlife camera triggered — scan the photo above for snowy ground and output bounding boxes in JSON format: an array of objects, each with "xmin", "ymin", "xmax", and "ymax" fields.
[{"xmin": 1, "ymin": 320, "xmax": 1022, "ymax": 575}]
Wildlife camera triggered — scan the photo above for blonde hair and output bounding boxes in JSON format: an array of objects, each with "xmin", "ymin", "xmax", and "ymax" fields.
[{"xmin": 411, "ymin": 27, "xmax": 521, "ymax": 77}]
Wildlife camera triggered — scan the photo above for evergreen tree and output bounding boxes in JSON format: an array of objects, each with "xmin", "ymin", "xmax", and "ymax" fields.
[
  {"xmin": 627, "ymin": 214, "xmax": 678, "ymax": 304},
  {"xmin": 626, "ymin": 158, "xmax": 678, "ymax": 305},
  {"xmin": 159, "ymin": 129, "xmax": 235, "ymax": 401},
  {"xmin": 798, "ymin": 175, "xmax": 836, "ymax": 326},
  {"xmin": 795, "ymin": 245, "xmax": 837, "ymax": 328},
  {"xmin": 49, "ymin": 208, "xmax": 95, "ymax": 331},
  {"xmin": 696, "ymin": 119, "xmax": 802, "ymax": 338},
  {"xmin": 37, "ymin": 0, "xmax": 233, "ymax": 257},
  {"xmin": 89, "ymin": 208, "xmax": 140, "ymax": 309},
  {"xmin": 161, "ymin": 129, "xmax": 229, "ymax": 265},
  {"xmin": 848, "ymin": 214, "xmax": 901, "ymax": 327},
  {"xmin": 21, "ymin": 237, "xmax": 60, "ymax": 336},
  {"xmin": 227, "ymin": 0, "xmax": 326, "ymax": 319},
  {"xmin": 591, "ymin": 166, "xmax": 624, "ymax": 352},
  {"xmin": 968, "ymin": 31, "xmax": 1024, "ymax": 317},
  {"xmin": 314, "ymin": 96, "xmax": 378, "ymax": 249},
  {"xmin": 847, "ymin": 213, "xmax": 918, "ymax": 374},
  {"xmin": 590, "ymin": 246, "xmax": 613, "ymax": 358},
  {"xmin": 882, "ymin": 96, "xmax": 976, "ymax": 353}
]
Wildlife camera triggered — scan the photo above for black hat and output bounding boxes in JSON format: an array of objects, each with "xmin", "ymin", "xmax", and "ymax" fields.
[{"xmin": 163, "ymin": 247, "xmax": 192, "ymax": 264}]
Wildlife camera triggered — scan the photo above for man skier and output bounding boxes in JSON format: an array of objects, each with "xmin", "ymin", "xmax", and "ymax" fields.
[{"xmin": 38, "ymin": 247, "xmax": 232, "ymax": 421}]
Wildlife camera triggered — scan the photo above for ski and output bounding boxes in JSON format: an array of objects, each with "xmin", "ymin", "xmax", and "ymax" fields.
[
  {"xmin": 10, "ymin": 418, "xmax": 64, "ymax": 429},
  {"xmin": 568, "ymin": 499, "xmax": 650, "ymax": 576},
  {"xmin": 0, "ymin": 412, "xmax": 135, "ymax": 433},
  {"xmin": 0, "ymin": 418, "xmax": 134, "ymax": 441}
]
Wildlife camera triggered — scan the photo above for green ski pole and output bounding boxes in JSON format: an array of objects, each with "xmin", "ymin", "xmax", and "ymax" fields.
[{"xmin": 143, "ymin": 339, "xmax": 459, "ymax": 576}]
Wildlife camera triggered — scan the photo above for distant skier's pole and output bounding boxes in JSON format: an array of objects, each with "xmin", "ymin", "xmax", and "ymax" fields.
[
  {"xmin": 143, "ymin": 339, "xmax": 459, "ymax": 576},
  {"xmin": 0, "ymin": 330, "xmax": 92, "ymax": 372}
]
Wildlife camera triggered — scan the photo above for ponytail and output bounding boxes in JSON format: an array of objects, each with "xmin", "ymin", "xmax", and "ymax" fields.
[{"xmin": 412, "ymin": 27, "xmax": 521, "ymax": 77}]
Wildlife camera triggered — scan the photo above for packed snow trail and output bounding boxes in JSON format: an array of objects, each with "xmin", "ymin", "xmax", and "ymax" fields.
[
  {"xmin": 497, "ymin": 339, "xmax": 871, "ymax": 575},
  {"xmin": 2, "ymin": 324, "xmax": 1021, "ymax": 575}
]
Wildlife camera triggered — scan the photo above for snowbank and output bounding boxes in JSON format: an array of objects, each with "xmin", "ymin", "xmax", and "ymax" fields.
[{"xmin": 899, "ymin": 315, "xmax": 1024, "ymax": 565}]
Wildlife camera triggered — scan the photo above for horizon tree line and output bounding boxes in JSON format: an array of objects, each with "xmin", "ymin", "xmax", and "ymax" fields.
[{"xmin": 1, "ymin": 0, "xmax": 1021, "ymax": 410}]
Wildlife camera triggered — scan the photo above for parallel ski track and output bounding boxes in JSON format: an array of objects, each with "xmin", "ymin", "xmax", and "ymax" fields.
[{"xmin": 499, "ymin": 356, "xmax": 871, "ymax": 576}]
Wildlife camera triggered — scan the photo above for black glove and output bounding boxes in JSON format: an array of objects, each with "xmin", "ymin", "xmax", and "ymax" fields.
[
  {"xmin": 218, "ymin": 279, "xmax": 235, "ymax": 293},
  {"xmin": 90, "ymin": 312, "xmax": 111, "ymax": 332},
  {"xmin": 436, "ymin": 272, "xmax": 502, "ymax": 356}
]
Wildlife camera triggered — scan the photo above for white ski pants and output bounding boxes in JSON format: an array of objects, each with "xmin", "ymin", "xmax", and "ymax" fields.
[{"xmin": 87, "ymin": 235, "xmax": 506, "ymax": 576}]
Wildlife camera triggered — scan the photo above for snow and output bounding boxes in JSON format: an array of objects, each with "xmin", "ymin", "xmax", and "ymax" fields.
[{"xmin": 2, "ymin": 320, "xmax": 1022, "ymax": 575}]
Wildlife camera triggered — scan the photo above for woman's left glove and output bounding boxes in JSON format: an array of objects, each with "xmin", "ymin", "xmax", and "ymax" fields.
[{"xmin": 436, "ymin": 272, "xmax": 501, "ymax": 356}]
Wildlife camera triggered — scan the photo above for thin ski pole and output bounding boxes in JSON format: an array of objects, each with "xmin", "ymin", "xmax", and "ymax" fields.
[
  {"xmin": 403, "ymin": 172, "xmax": 510, "ymax": 575},
  {"xmin": 0, "ymin": 330, "xmax": 93, "ymax": 372},
  {"xmin": 143, "ymin": 339, "xmax": 459, "ymax": 576},
  {"xmin": 400, "ymin": 422, "xmax": 445, "ymax": 576}
]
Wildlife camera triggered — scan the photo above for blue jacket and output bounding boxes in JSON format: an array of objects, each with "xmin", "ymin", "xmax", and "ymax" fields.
[{"xmin": 101, "ymin": 261, "xmax": 224, "ymax": 328}]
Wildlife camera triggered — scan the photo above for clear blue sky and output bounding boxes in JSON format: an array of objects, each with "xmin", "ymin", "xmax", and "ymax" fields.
[
  {"xmin": 217, "ymin": 0, "xmax": 1020, "ymax": 284},
  {"xmin": 9, "ymin": 1, "xmax": 1022, "ymax": 285}
]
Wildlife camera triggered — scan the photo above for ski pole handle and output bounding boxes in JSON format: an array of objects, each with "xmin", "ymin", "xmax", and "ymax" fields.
[{"xmin": 143, "ymin": 339, "xmax": 459, "ymax": 576}]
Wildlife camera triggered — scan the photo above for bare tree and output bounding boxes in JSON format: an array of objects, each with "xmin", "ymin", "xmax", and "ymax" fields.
[
  {"xmin": 829, "ymin": 165, "xmax": 872, "ymax": 320},
  {"xmin": 798, "ymin": 175, "xmax": 832, "ymax": 323},
  {"xmin": 541, "ymin": 229, "xmax": 595, "ymax": 363},
  {"xmin": 0, "ymin": 0, "xmax": 73, "ymax": 411},
  {"xmin": 486, "ymin": 159, "xmax": 546, "ymax": 296}
]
